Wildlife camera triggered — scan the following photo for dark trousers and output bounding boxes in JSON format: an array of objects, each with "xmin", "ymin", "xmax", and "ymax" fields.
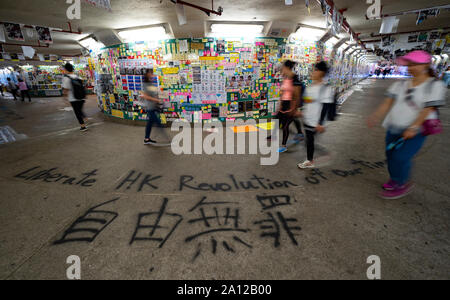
[
  {"xmin": 11, "ymin": 89, "xmax": 19, "ymax": 100},
  {"xmin": 279, "ymin": 112, "xmax": 293, "ymax": 146},
  {"xmin": 70, "ymin": 100, "xmax": 86, "ymax": 125},
  {"xmin": 21, "ymin": 90, "xmax": 31, "ymax": 102},
  {"xmin": 145, "ymin": 109, "xmax": 162, "ymax": 139},
  {"xmin": 305, "ymin": 126, "xmax": 316, "ymax": 161}
]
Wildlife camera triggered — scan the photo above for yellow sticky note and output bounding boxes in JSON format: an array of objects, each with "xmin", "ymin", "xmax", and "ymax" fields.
[
  {"xmin": 231, "ymin": 125, "xmax": 259, "ymax": 133},
  {"xmin": 256, "ymin": 121, "xmax": 275, "ymax": 130}
]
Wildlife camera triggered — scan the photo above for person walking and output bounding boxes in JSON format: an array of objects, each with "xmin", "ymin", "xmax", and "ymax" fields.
[
  {"xmin": 7, "ymin": 78, "xmax": 19, "ymax": 100},
  {"xmin": 141, "ymin": 68, "xmax": 167, "ymax": 145},
  {"xmin": 368, "ymin": 50, "xmax": 447, "ymax": 200},
  {"xmin": 62, "ymin": 63, "xmax": 88, "ymax": 132},
  {"xmin": 277, "ymin": 60, "xmax": 300, "ymax": 153},
  {"xmin": 297, "ymin": 61, "xmax": 334, "ymax": 169},
  {"xmin": 18, "ymin": 78, "xmax": 31, "ymax": 102}
]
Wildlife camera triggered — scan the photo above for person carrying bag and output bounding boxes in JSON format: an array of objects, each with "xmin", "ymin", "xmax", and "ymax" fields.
[{"xmin": 368, "ymin": 50, "xmax": 447, "ymax": 200}]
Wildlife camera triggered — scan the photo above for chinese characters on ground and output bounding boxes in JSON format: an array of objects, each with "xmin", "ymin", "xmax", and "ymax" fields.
[{"xmin": 53, "ymin": 194, "xmax": 302, "ymax": 262}]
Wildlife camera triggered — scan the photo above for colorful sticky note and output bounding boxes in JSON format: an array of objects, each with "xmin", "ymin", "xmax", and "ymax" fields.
[
  {"xmin": 231, "ymin": 125, "xmax": 259, "ymax": 133},
  {"xmin": 256, "ymin": 121, "xmax": 275, "ymax": 131}
]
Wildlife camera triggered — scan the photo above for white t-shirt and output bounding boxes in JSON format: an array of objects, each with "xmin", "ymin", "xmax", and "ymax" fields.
[
  {"xmin": 383, "ymin": 79, "xmax": 446, "ymax": 132},
  {"xmin": 62, "ymin": 74, "xmax": 82, "ymax": 102},
  {"xmin": 302, "ymin": 83, "xmax": 333, "ymax": 127}
]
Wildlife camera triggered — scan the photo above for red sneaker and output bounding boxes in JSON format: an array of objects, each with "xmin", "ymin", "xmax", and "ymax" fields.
[
  {"xmin": 380, "ymin": 183, "xmax": 414, "ymax": 200},
  {"xmin": 382, "ymin": 179, "xmax": 397, "ymax": 191}
]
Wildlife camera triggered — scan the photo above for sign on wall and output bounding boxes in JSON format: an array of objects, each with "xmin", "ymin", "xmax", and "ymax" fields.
[{"xmin": 3, "ymin": 22, "xmax": 24, "ymax": 41}]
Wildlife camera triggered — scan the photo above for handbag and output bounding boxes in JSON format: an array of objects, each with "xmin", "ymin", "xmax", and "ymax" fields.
[
  {"xmin": 422, "ymin": 118, "xmax": 443, "ymax": 136},
  {"xmin": 422, "ymin": 80, "xmax": 443, "ymax": 136}
]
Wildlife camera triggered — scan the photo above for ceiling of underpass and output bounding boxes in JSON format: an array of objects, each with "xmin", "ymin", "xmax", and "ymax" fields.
[{"xmin": 0, "ymin": 0, "xmax": 449, "ymax": 56}]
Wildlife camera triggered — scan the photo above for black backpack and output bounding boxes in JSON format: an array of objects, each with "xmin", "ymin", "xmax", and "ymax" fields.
[{"xmin": 66, "ymin": 75, "xmax": 86, "ymax": 100}]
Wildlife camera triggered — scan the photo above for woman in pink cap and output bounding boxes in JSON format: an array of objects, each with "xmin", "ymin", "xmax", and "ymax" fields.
[{"xmin": 368, "ymin": 50, "xmax": 447, "ymax": 200}]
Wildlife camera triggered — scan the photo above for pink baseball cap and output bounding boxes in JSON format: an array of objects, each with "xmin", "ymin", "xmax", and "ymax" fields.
[{"xmin": 396, "ymin": 50, "xmax": 432, "ymax": 65}]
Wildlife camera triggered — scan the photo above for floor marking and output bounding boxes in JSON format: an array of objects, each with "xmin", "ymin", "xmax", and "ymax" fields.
[{"xmin": 0, "ymin": 126, "xmax": 27, "ymax": 145}]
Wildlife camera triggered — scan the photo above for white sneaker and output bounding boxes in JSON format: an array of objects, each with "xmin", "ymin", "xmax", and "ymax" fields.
[{"xmin": 297, "ymin": 160, "xmax": 315, "ymax": 169}]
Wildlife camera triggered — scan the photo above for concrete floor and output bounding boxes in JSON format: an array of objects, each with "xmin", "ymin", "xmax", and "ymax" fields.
[{"xmin": 0, "ymin": 79, "xmax": 449, "ymax": 280}]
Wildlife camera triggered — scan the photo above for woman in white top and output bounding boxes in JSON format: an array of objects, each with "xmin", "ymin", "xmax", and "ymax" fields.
[
  {"xmin": 368, "ymin": 50, "xmax": 447, "ymax": 200},
  {"xmin": 297, "ymin": 61, "xmax": 333, "ymax": 169}
]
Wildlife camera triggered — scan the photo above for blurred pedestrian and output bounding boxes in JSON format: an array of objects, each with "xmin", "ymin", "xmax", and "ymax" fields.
[
  {"xmin": 141, "ymin": 68, "xmax": 169, "ymax": 146},
  {"xmin": 368, "ymin": 50, "xmax": 447, "ymax": 200},
  {"xmin": 297, "ymin": 61, "xmax": 334, "ymax": 169},
  {"xmin": 62, "ymin": 63, "xmax": 88, "ymax": 132},
  {"xmin": 18, "ymin": 78, "xmax": 31, "ymax": 102},
  {"xmin": 277, "ymin": 60, "xmax": 299, "ymax": 153}
]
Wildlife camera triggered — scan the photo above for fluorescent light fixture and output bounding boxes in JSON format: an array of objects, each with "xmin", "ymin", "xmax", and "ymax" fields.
[
  {"xmin": 210, "ymin": 24, "xmax": 264, "ymax": 37},
  {"xmin": 326, "ymin": 36, "xmax": 339, "ymax": 46},
  {"xmin": 118, "ymin": 26, "xmax": 168, "ymax": 43},
  {"xmin": 78, "ymin": 38, "xmax": 105, "ymax": 51},
  {"xmin": 295, "ymin": 26, "xmax": 325, "ymax": 41},
  {"xmin": 338, "ymin": 41, "xmax": 350, "ymax": 50}
]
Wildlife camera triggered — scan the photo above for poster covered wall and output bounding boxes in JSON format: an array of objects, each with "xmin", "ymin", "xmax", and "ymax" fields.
[{"xmin": 90, "ymin": 36, "xmax": 370, "ymax": 123}]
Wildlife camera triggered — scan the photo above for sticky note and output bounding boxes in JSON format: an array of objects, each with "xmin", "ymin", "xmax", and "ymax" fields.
[
  {"xmin": 231, "ymin": 125, "xmax": 259, "ymax": 133},
  {"xmin": 256, "ymin": 121, "xmax": 275, "ymax": 130}
]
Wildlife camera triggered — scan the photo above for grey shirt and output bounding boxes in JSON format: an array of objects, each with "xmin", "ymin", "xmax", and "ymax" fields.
[{"xmin": 142, "ymin": 76, "xmax": 160, "ymax": 110}]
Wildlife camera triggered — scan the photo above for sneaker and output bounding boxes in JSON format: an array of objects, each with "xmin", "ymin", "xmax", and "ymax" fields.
[
  {"xmin": 382, "ymin": 179, "xmax": 397, "ymax": 191},
  {"xmin": 380, "ymin": 183, "xmax": 414, "ymax": 200},
  {"xmin": 144, "ymin": 139, "xmax": 157, "ymax": 145},
  {"xmin": 278, "ymin": 146, "xmax": 288, "ymax": 153},
  {"xmin": 80, "ymin": 127, "xmax": 88, "ymax": 132},
  {"xmin": 297, "ymin": 160, "xmax": 315, "ymax": 169}
]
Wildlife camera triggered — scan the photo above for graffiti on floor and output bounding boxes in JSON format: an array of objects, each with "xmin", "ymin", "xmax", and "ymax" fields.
[
  {"xmin": 13, "ymin": 160, "xmax": 386, "ymax": 192},
  {"xmin": 54, "ymin": 198, "xmax": 119, "ymax": 244},
  {"xmin": 14, "ymin": 166, "xmax": 99, "ymax": 187},
  {"xmin": 304, "ymin": 159, "xmax": 386, "ymax": 184},
  {"xmin": 0, "ymin": 126, "xmax": 27, "ymax": 144},
  {"xmin": 114, "ymin": 171, "xmax": 300, "ymax": 193},
  {"xmin": 53, "ymin": 194, "xmax": 301, "ymax": 262}
]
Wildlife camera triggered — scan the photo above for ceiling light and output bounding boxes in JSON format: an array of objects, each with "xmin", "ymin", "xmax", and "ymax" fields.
[
  {"xmin": 118, "ymin": 26, "xmax": 168, "ymax": 43},
  {"xmin": 338, "ymin": 42, "xmax": 350, "ymax": 50},
  {"xmin": 78, "ymin": 38, "xmax": 105, "ymax": 51},
  {"xmin": 210, "ymin": 24, "xmax": 264, "ymax": 37},
  {"xmin": 326, "ymin": 37, "xmax": 339, "ymax": 46},
  {"xmin": 295, "ymin": 26, "xmax": 325, "ymax": 41}
]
